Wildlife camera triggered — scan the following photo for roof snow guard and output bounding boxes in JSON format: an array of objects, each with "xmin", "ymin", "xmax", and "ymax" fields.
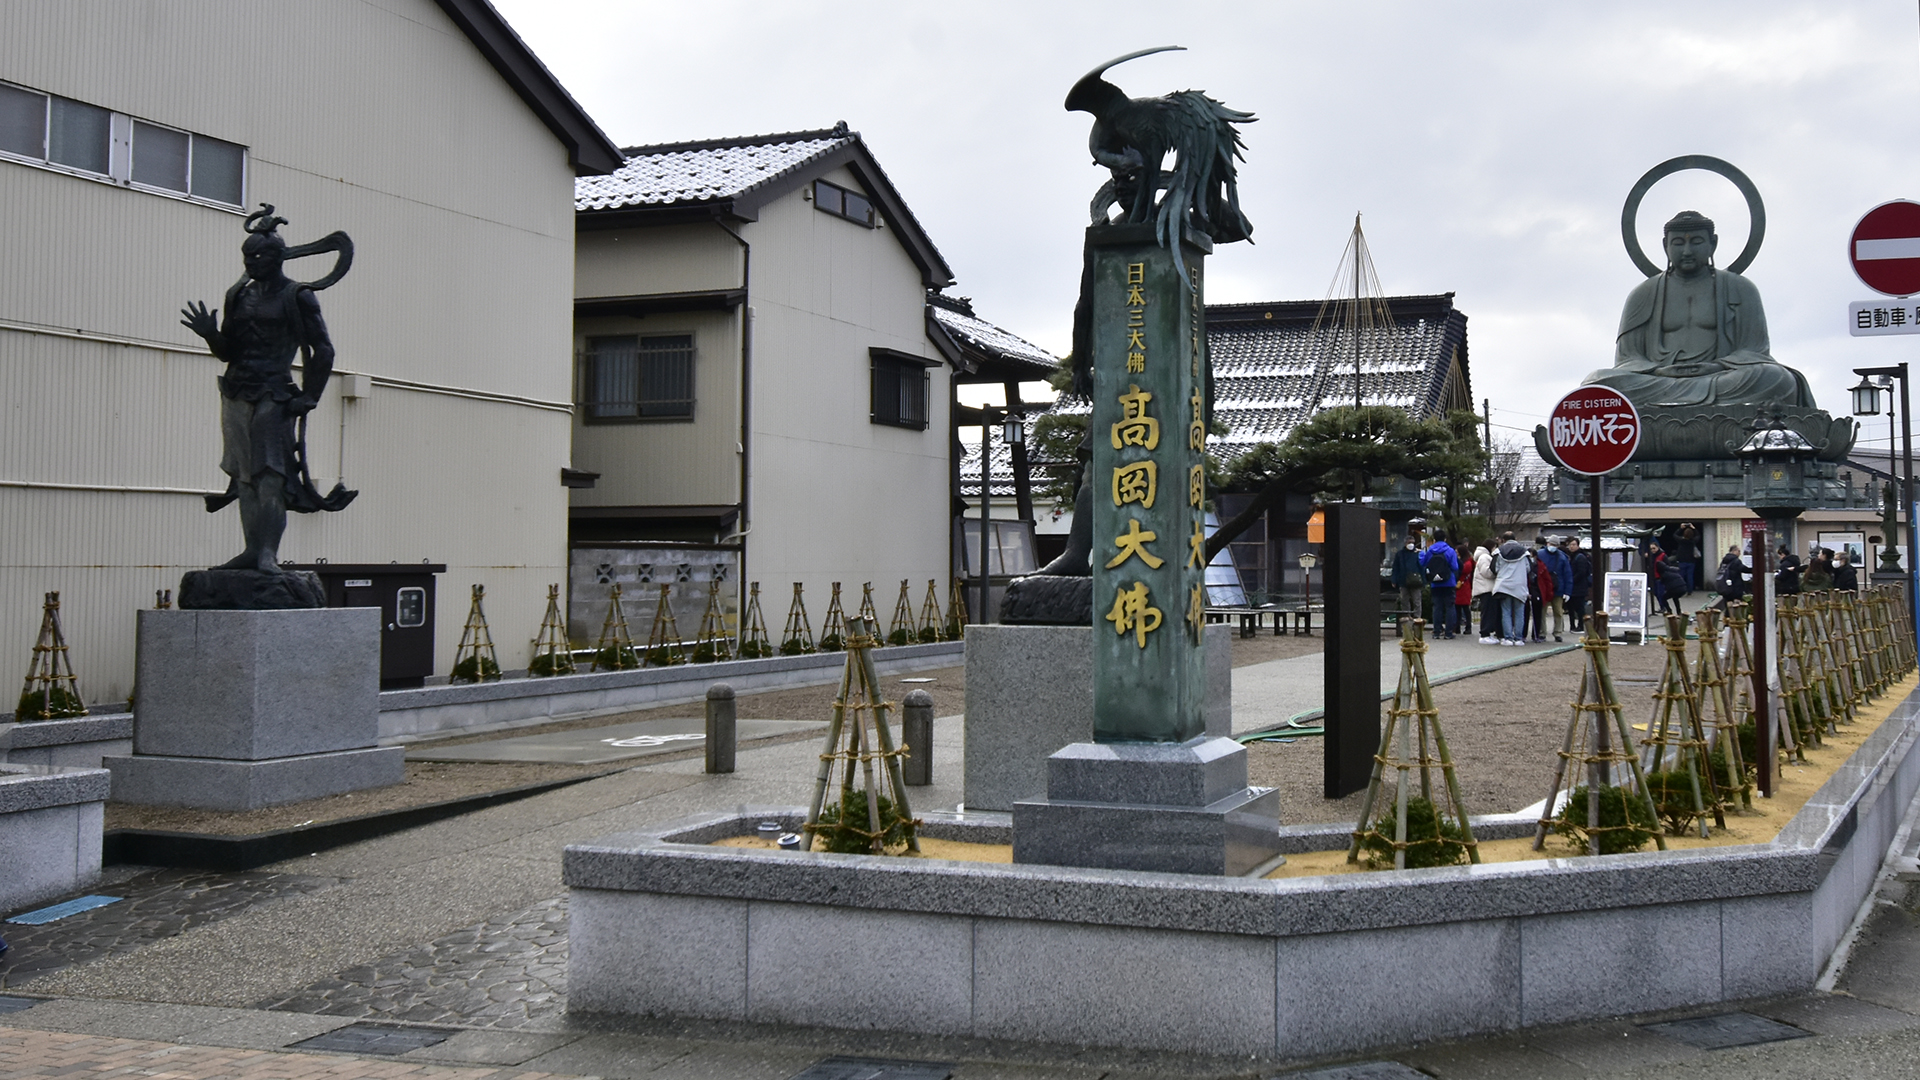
[{"xmin": 575, "ymin": 123, "xmax": 953, "ymax": 288}]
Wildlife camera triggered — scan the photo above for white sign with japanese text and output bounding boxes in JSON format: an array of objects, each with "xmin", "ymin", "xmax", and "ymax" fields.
[{"xmin": 1849, "ymin": 301, "xmax": 1920, "ymax": 336}]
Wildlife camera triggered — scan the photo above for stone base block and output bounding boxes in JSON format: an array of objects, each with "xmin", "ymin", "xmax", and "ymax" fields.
[
  {"xmin": 1014, "ymin": 739, "xmax": 1281, "ymax": 876},
  {"xmin": 179, "ymin": 568, "xmax": 325, "ymax": 610},
  {"xmin": 104, "ymin": 745, "xmax": 404, "ymax": 810},
  {"xmin": 134, "ymin": 608, "xmax": 380, "ymax": 759},
  {"xmin": 0, "ymin": 763, "xmax": 109, "ymax": 914},
  {"xmin": 962, "ymin": 623, "xmax": 1231, "ymax": 811}
]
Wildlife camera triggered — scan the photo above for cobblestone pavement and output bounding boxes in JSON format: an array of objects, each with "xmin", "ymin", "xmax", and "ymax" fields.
[
  {"xmin": 258, "ymin": 898, "xmax": 568, "ymax": 1030},
  {"xmin": 0, "ymin": 1025, "xmax": 583, "ymax": 1080},
  {"xmin": 2, "ymin": 868, "xmax": 340, "ymax": 989}
]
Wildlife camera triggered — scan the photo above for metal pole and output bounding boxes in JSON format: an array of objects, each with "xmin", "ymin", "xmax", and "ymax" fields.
[
  {"xmin": 1753, "ymin": 526, "xmax": 1772, "ymax": 799},
  {"xmin": 1901, "ymin": 363, "xmax": 1916, "ymax": 636},
  {"xmin": 1353, "ymin": 215, "xmax": 1362, "ymax": 411},
  {"xmin": 1590, "ymin": 474, "xmax": 1603, "ymax": 614},
  {"xmin": 980, "ymin": 410, "xmax": 994, "ymax": 626}
]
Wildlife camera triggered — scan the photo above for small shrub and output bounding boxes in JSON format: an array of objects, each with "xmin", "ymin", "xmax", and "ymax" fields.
[
  {"xmin": 451, "ymin": 655, "xmax": 501, "ymax": 683},
  {"xmin": 944, "ymin": 622, "xmax": 965, "ymax": 641},
  {"xmin": 817, "ymin": 633, "xmax": 844, "ymax": 652},
  {"xmin": 1555, "ymin": 784, "xmax": 1658, "ymax": 854},
  {"xmin": 916, "ymin": 626, "xmax": 941, "ymax": 644},
  {"xmin": 691, "ymin": 641, "xmax": 730, "ymax": 664},
  {"xmin": 738, "ymin": 640, "xmax": 774, "ymax": 659},
  {"xmin": 1359, "ymin": 796, "xmax": 1470, "ymax": 869},
  {"xmin": 1644, "ymin": 768, "xmax": 1710, "ymax": 834},
  {"xmin": 645, "ymin": 646, "xmax": 685, "ymax": 667},
  {"xmin": 887, "ymin": 628, "xmax": 911, "ymax": 647},
  {"xmin": 811, "ymin": 791, "xmax": 917, "ymax": 854},
  {"xmin": 594, "ymin": 646, "xmax": 639, "ymax": 671},
  {"xmin": 16, "ymin": 686, "xmax": 85, "ymax": 720},
  {"xmin": 527, "ymin": 651, "xmax": 575, "ymax": 678},
  {"xmin": 779, "ymin": 637, "xmax": 811, "ymax": 656}
]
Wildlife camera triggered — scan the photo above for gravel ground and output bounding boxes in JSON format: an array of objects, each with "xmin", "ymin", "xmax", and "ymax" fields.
[{"xmin": 1248, "ymin": 638, "xmax": 1672, "ymax": 823}]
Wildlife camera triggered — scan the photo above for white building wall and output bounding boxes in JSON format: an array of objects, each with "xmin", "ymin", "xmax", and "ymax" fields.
[
  {"xmin": 1, "ymin": 0, "xmax": 580, "ymax": 703},
  {"xmin": 743, "ymin": 165, "xmax": 952, "ymax": 618}
]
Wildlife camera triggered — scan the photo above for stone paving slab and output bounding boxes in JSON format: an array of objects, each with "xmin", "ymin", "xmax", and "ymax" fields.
[
  {"xmin": 409, "ymin": 719, "xmax": 825, "ymax": 766},
  {"xmin": 0, "ymin": 868, "xmax": 340, "ymax": 989},
  {"xmin": 0, "ymin": 1024, "xmax": 587, "ymax": 1080}
]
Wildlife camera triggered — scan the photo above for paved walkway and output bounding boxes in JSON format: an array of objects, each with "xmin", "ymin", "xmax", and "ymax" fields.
[{"xmin": 3, "ymin": 646, "xmax": 1920, "ymax": 1078}]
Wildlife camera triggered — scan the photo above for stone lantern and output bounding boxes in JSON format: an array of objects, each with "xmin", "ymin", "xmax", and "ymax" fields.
[{"xmin": 1737, "ymin": 413, "xmax": 1814, "ymax": 551}]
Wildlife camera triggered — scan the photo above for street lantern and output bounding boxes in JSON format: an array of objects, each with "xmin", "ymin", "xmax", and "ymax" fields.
[
  {"xmin": 1851, "ymin": 375, "xmax": 1884, "ymax": 417},
  {"xmin": 1001, "ymin": 414, "xmax": 1025, "ymax": 446},
  {"xmin": 1737, "ymin": 413, "xmax": 1815, "ymax": 521}
]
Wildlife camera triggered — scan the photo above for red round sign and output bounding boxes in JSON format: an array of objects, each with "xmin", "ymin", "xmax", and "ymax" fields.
[
  {"xmin": 1547, "ymin": 387, "xmax": 1640, "ymax": 475},
  {"xmin": 1851, "ymin": 200, "xmax": 1920, "ymax": 297}
]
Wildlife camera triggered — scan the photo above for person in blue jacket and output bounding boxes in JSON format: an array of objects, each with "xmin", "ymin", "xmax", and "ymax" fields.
[
  {"xmin": 1538, "ymin": 535, "xmax": 1573, "ymax": 642},
  {"xmin": 1421, "ymin": 530, "xmax": 1461, "ymax": 639}
]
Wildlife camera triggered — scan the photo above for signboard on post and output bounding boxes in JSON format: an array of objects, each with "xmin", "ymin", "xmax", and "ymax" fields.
[
  {"xmin": 1547, "ymin": 386, "xmax": 1641, "ymax": 629},
  {"xmin": 1851, "ymin": 199, "xmax": 1920, "ymax": 298}
]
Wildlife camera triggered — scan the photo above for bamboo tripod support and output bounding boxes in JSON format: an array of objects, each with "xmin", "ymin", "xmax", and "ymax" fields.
[
  {"xmin": 1788, "ymin": 596, "xmax": 1840, "ymax": 736},
  {"xmin": 1839, "ymin": 594, "xmax": 1880, "ymax": 701},
  {"xmin": 643, "ymin": 584, "xmax": 685, "ymax": 667},
  {"xmin": 1808, "ymin": 592, "xmax": 1856, "ymax": 725},
  {"xmin": 450, "ymin": 584, "xmax": 501, "ymax": 683},
  {"xmin": 780, "ymin": 583, "xmax": 814, "ymax": 655},
  {"xmin": 888, "ymin": 579, "xmax": 916, "ymax": 645},
  {"xmin": 1346, "ymin": 620, "xmax": 1480, "ymax": 869},
  {"xmin": 1690, "ymin": 609, "xmax": 1751, "ymax": 811},
  {"xmin": 693, "ymin": 581, "xmax": 732, "ymax": 663},
  {"xmin": 947, "ymin": 580, "xmax": 969, "ymax": 640},
  {"xmin": 1724, "ymin": 601, "xmax": 1800, "ymax": 764},
  {"xmin": 819, "ymin": 584, "xmax": 847, "ymax": 652},
  {"xmin": 1644, "ymin": 613, "xmax": 1724, "ymax": 838},
  {"xmin": 529, "ymin": 584, "xmax": 574, "ymax": 677},
  {"xmin": 1774, "ymin": 597, "xmax": 1824, "ymax": 749},
  {"xmin": 17, "ymin": 591, "xmax": 86, "ymax": 720},
  {"xmin": 801, "ymin": 617, "xmax": 920, "ymax": 854},
  {"xmin": 1533, "ymin": 614, "xmax": 1667, "ymax": 855},
  {"xmin": 857, "ymin": 582, "xmax": 879, "ymax": 627},
  {"xmin": 590, "ymin": 583, "xmax": 638, "ymax": 671},
  {"xmin": 740, "ymin": 582, "xmax": 773, "ymax": 659},
  {"xmin": 917, "ymin": 579, "xmax": 943, "ymax": 644}
]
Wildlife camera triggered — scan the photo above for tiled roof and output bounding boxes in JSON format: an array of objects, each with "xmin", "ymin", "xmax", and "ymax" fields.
[
  {"xmin": 576, "ymin": 127, "xmax": 852, "ymax": 211},
  {"xmin": 929, "ymin": 294, "xmax": 1059, "ymax": 380},
  {"xmin": 967, "ymin": 293, "xmax": 1469, "ymax": 495}
]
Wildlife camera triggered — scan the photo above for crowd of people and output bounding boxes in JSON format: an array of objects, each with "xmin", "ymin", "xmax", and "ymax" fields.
[
  {"xmin": 1395, "ymin": 529, "xmax": 1591, "ymax": 645},
  {"xmin": 1394, "ymin": 520, "xmax": 1874, "ymax": 646}
]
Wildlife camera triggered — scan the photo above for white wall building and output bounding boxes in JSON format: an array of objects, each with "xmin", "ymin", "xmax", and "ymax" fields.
[
  {"xmin": 568, "ymin": 125, "xmax": 966, "ymax": 641},
  {"xmin": 1, "ymin": 0, "xmax": 620, "ymax": 703}
]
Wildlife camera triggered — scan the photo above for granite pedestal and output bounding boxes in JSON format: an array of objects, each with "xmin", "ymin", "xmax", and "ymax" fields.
[
  {"xmin": 0, "ymin": 762, "xmax": 108, "ymax": 914},
  {"xmin": 962, "ymin": 623, "xmax": 1231, "ymax": 811},
  {"xmin": 105, "ymin": 608, "xmax": 402, "ymax": 810},
  {"xmin": 1012, "ymin": 736, "xmax": 1281, "ymax": 876}
]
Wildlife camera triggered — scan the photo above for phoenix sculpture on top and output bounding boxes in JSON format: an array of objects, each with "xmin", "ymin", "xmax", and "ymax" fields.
[{"xmin": 1006, "ymin": 48, "xmax": 1256, "ymax": 624}]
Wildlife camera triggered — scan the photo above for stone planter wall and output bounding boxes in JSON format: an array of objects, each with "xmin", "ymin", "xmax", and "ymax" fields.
[
  {"xmin": 2, "ymin": 714, "xmax": 133, "ymax": 769},
  {"xmin": 562, "ymin": 687, "xmax": 1920, "ymax": 1060},
  {"xmin": 0, "ymin": 763, "xmax": 109, "ymax": 915}
]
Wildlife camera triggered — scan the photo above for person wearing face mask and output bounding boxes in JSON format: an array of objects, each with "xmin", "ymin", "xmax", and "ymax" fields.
[
  {"xmin": 1390, "ymin": 532, "xmax": 1424, "ymax": 625},
  {"xmin": 1422, "ymin": 530, "xmax": 1460, "ymax": 639}
]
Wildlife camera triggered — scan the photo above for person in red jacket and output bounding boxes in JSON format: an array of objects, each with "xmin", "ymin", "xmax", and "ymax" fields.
[{"xmin": 1452, "ymin": 550, "xmax": 1475, "ymax": 638}]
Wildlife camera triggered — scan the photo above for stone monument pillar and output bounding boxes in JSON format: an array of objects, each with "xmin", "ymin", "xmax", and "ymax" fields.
[{"xmin": 1012, "ymin": 224, "xmax": 1282, "ymax": 876}]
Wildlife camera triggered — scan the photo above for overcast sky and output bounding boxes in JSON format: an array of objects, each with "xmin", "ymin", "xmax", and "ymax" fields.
[{"xmin": 493, "ymin": 0, "xmax": 1920, "ymax": 451}]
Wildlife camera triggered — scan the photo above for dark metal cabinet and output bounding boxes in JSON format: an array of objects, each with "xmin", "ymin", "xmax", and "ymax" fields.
[{"xmin": 289, "ymin": 563, "xmax": 447, "ymax": 689}]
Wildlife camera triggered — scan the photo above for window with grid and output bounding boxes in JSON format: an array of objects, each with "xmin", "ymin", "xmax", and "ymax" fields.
[
  {"xmin": 871, "ymin": 352, "xmax": 929, "ymax": 430},
  {"xmin": 0, "ymin": 81, "xmax": 245, "ymax": 207},
  {"xmin": 584, "ymin": 334, "xmax": 694, "ymax": 421},
  {"xmin": 813, "ymin": 179, "xmax": 875, "ymax": 228}
]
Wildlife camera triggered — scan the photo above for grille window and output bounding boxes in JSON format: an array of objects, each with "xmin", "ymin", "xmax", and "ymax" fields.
[
  {"xmin": 871, "ymin": 353, "xmax": 929, "ymax": 430},
  {"xmin": 584, "ymin": 334, "xmax": 694, "ymax": 421}
]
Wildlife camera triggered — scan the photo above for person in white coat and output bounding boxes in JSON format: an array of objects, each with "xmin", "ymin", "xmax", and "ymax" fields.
[{"xmin": 1471, "ymin": 540, "xmax": 1497, "ymax": 642}]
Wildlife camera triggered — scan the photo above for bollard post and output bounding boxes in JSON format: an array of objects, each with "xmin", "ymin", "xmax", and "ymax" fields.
[
  {"xmin": 901, "ymin": 689, "xmax": 934, "ymax": 786},
  {"xmin": 705, "ymin": 682, "xmax": 736, "ymax": 774}
]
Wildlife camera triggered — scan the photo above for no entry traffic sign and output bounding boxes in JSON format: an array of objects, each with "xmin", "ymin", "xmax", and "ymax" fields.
[
  {"xmin": 1851, "ymin": 200, "xmax": 1920, "ymax": 297},
  {"xmin": 1547, "ymin": 387, "xmax": 1640, "ymax": 476}
]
